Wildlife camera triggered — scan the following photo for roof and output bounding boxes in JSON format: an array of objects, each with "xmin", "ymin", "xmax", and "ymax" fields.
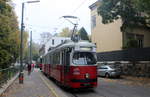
[
  {"xmin": 89, "ymin": 0, "xmax": 101, "ymax": 10},
  {"xmin": 47, "ymin": 40, "xmax": 96, "ymax": 54}
]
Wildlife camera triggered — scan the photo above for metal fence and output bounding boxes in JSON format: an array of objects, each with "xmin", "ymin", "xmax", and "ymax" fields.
[
  {"xmin": 0, "ymin": 66, "xmax": 19, "ymax": 87},
  {"xmin": 97, "ymin": 47, "xmax": 150, "ymax": 61}
]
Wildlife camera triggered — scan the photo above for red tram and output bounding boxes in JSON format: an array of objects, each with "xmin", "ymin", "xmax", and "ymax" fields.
[
  {"xmin": 37, "ymin": 57, "xmax": 43, "ymax": 70},
  {"xmin": 42, "ymin": 40, "xmax": 97, "ymax": 88}
]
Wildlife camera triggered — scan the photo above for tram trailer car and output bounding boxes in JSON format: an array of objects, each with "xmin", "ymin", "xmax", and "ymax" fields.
[
  {"xmin": 42, "ymin": 40, "xmax": 97, "ymax": 88},
  {"xmin": 37, "ymin": 57, "xmax": 43, "ymax": 70}
]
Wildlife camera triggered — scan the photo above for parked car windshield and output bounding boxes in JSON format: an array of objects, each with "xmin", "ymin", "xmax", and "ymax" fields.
[{"xmin": 72, "ymin": 52, "xmax": 96, "ymax": 65}]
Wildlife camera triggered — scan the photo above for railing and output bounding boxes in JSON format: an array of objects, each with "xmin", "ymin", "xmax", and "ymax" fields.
[
  {"xmin": 0, "ymin": 66, "xmax": 19, "ymax": 87},
  {"xmin": 97, "ymin": 47, "xmax": 150, "ymax": 61}
]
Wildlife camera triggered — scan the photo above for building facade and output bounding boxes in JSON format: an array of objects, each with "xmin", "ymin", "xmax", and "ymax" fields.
[
  {"xmin": 89, "ymin": 0, "xmax": 150, "ymax": 77},
  {"xmin": 89, "ymin": 0, "xmax": 150, "ymax": 53},
  {"xmin": 39, "ymin": 37, "xmax": 70, "ymax": 56}
]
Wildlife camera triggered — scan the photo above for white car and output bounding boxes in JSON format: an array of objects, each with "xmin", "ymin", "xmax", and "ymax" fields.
[{"xmin": 97, "ymin": 65, "xmax": 121, "ymax": 78}]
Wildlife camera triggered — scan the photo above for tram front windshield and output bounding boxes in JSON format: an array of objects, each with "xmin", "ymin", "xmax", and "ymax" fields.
[{"xmin": 72, "ymin": 52, "xmax": 96, "ymax": 65}]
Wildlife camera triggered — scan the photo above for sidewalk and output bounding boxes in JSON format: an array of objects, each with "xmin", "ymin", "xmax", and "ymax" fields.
[{"xmin": 1, "ymin": 69, "xmax": 68, "ymax": 97}]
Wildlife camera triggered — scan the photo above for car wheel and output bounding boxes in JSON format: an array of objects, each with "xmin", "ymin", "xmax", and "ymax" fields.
[{"xmin": 105, "ymin": 73, "xmax": 110, "ymax": 78}]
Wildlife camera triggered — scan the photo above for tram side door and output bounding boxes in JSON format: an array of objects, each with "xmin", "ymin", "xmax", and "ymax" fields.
[{"xmin": 61, "ymin": 49, "xmax": 70, "ymax": 84}]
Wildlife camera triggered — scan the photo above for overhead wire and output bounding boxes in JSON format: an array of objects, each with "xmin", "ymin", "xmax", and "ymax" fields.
[
  {"xmin": 25, "ymin": 0, "xmax": 90, "ymax": 33},
  {"xmin": 72, "ymin": 0, "xmax": 89, "ymax": 14},
  {"xmin": 24, "ymin": 0, "xmax": 91, "ymax": 43},
  {"xmin": 54, "ymin": 0, "xmax": 90, "ymax": 34}
]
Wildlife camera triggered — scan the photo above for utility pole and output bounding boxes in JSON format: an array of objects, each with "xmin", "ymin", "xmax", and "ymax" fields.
[
  {"xmin": 19, "ymin": 2, "xmax": 24, "ymax": 84},
  {"xmin": 30, "ymin": 31, "xmax": 32, "ymax": 65},
  {"xmin": 19, "ymin": 0, "xmax": 40, "ymax": 84}
]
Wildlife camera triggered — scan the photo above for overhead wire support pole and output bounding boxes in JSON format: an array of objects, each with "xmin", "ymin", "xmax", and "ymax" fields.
[
  {"xmin": 19, "ymin": 2, "xmax": 25, "ymax": 84},
  {"xmin": 19, "ymin": 0, "xmax": 40, "ymax": 84},
  {"xmin": 30, "ymin": 31, "xmax": 32, "ymax": 65}
]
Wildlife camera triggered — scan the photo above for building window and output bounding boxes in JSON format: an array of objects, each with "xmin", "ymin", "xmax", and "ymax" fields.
[
  {"xmin": 52, "ymin": 39, "xmax": 54, "ymax": 45},
  {"xmin": 91, "ymin": 15, "xmax": 96, "ymax": 29},
  {"xmin": 126, "ymin": 33, "xmax": 144, "ymax": 48},
  {"xmin": 136, "ymin": 34, "xmax": 144, "ymax": 48}
]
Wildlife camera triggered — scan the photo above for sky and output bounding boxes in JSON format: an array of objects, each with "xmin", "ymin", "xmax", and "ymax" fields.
[{"xmin": 13, "ymin": 0, "xmax": 97, "ymax": 43}]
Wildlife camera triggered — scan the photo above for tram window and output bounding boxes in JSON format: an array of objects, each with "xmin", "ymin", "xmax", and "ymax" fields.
[
  {"xmin": 50, "ymin": 54, "xmax": 53, "ymax": 64},
  {"xmin": 49, "ymin": 55, "xmax": 51, "ymax": 64},
  {"xmin": 46, "ymin": 56, "xmax": 47, "ymax": 64},
  {"xmin": 61, "ymin": 52, "xmax": 63, "ymax": 65},
  {"xmin": 66, "ymin": 51, "xmax": 70, "ymax": 66},
  {"xmin": 50, "ymin": 55, "xmax": 51, "ymax": 64},
  {"xmin": 73, "ymin": 52, "xmax": 96, "ymax": 65},
  {"xmin": 54, "ymin": 53, "xmax": 57, "ymax": 65},
  {"xmin": 47, "ymin": 55, "xmax": 49, "ymax": 64},
  {"xmin": 64, "ymin": 51, "xmax": 66, "ymax": 65},
  {"xmin": 45, "ymin": 56, "xmax": 47, "ymax": 64},
  {"xmin": 58, "ymin": 52, "xmax": 60, "ymax": 64},
  {"xmin": 40, "ymin": 58, "xmax": 42, "ymax": 63},
  {"xmin": 62, "ymin": 50, "xmax": 66, "ymax": 65}
]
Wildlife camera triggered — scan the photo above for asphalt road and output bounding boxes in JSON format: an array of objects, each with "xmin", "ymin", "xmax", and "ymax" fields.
[
  {"xmin": 63, "ymin": 78, "xmax": 150, "ymax": 97},
  {"xmin": 38, "ymin": 71, "xmax": 150, "ymax": 97}
]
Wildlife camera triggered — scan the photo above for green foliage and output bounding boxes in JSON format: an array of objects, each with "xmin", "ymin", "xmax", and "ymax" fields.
[
  {"xmin": 0, "ymin": 0, "xmax": 20, "ymax": 69},
  {"xmin": 78, "ymin": 27, "xmax": 89, "ymax": 41},
  {"xmin": 134, "ymin": 0, "xmax": 150, "ymax": 14},
  {"xmin": 123, "ymin": 38, "xmax": 138, "ymax": 49},
  {"xmin": 32, "ymin": 42, "xmax": 40, "ymax": 61},
  {"xmin": 24, "ymin": 42, "xmax": 40, "ymax": 62},
  {"xmin": 134, "ymin": 0, "xmax": 150, "ymax": 26},
  {"xmin": 58, "ymin": 27, "xmax": 72, "ymax": 37},
  {"xmin": 97, "ymin": 0, "xmax": 150, "ymax": 31},
  {"xmin": 23, "ymin": 31, "xmax": 29, "ymax": 55}
]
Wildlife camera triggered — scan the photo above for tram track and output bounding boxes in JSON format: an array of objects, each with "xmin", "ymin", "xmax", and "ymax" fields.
[
  {"xmin": 71, "ymin": 93, "xmax": 79, "ymax": 97},
  {"xmin": 66, "ymin": 88, "xmax": 106, "ymax": 97}
]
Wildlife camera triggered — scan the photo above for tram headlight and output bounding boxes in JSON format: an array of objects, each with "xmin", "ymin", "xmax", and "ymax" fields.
[{"xmin": 85, "ymin": 73, "xmax": 90, "ymax": 79}]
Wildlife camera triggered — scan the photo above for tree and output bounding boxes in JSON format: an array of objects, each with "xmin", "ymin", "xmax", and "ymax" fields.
[
  {"xmin": 23, "ymin": 31, "xmax": 29, "ymax": 60},
  {"xmin": 134, "ymin": 0, "xmax": 150, "ymax": 15},
  {"xmin": 40, "ymin": 32, "xmax": 52, "ymax": 45},
  {"xmin": 123, "ymin": 38, "xmax": 138, "ymax": 49},
  {"xmin": 58, "ymin": 27, "xmax": 72, "ymax": 37},
  {"xmin": 32, "ymin": 42, "xmax": 40, "ymax": 61},
  {"xmin": 24, "ymin": 41, "xmax": 40, "ymax": 63},
  {"xmin": 0, "ymin": 0, "xmax": 20, "ymax": 69},
  {"xmin": 78, "ymin": 27, "xmax": 89, "ymax": 41},
  {"xmin": 97, "ymin": 0, "xmax": 150, "ymax": 31},
  {"xmin": 134, "ymin": 0, "xmax": 150, "ymax": 26}
]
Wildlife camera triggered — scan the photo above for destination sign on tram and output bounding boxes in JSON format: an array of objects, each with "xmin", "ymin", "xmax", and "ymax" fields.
[{"xmin": 80, "ymin": 47, "xmax": 92, "ymax": 51}]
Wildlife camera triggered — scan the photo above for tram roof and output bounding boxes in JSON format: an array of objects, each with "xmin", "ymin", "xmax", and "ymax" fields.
[
  {"xmin": 61, "ymin": 40, "xmax": 95, "ymax": 48},
  {"xmin": 47, "ymin": 40, "xmax": 96, "ymax": 54}
]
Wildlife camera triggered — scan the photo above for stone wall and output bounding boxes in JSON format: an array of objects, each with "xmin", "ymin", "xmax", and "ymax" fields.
[{"xmin": 120, "ymin": 62, "xmax": 150, "ymax": 77}]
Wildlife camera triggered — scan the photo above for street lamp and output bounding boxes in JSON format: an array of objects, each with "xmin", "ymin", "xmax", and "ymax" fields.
[
  {"xmin": 19, "ymin": 0, "xmax": 40, "ymax": 84},
  {"xmin": 62, "ymin": 15, "xmax": 80, "ymax": 42}
]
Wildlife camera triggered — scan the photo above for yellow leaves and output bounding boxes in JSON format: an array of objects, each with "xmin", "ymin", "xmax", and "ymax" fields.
[{"xmin": 58, "ymin": 27, "xmax": 72, "ymax": 37}]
